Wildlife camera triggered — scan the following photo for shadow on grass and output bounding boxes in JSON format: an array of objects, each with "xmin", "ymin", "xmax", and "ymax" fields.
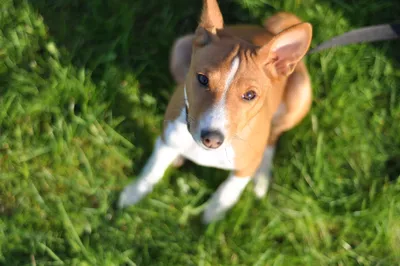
[
  {"xmin": 28, "ymin": 0, "xmax": 400, "ymax": 182},
  {"xmin": 320, "ymin": 0, "xmax": 400, "ymax": 62},
  {"xmin": 27, "ymin": 0, "xmax": 277, "ymax": 189}
]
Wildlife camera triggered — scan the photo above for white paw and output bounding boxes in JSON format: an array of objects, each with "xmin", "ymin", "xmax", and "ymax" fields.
[
  {"xmin": 253, "ymin": 173, "xmax": 271, "ymax": 199},
  {"xmin": 202, "ymin": 198, "xmax": 229, "ymax": 224},
  {"xmin": 171, "ymin": 156, "xmax": 185, "ymax": 168},
  {"xmin": 118, "ymin": 180, "xmax": 153, "ymax": 209},
  {"xmin": 202, "ymin": 176, "xmax": 251, "ymax": 223}
]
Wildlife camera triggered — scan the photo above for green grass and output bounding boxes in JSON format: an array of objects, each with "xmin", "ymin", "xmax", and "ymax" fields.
[{"xmin": 1, "ymin": 0, "xmax": 400, "ymax": 265}]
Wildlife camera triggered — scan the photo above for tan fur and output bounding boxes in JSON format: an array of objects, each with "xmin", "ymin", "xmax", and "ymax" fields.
[
  {"xmin": 200, "ymin": 0, "xmax": 223, "ymax": 31},
  {"xmin": 118, "ymin": 1, "xmax": 314, "ymax": 221},
  {"xmin": 264, "ymin": 12, "xmax": 303, "ymax": 34},
  {"xmin": 166, "ymin": 5, "xmax": 312, "ymax": 178}
]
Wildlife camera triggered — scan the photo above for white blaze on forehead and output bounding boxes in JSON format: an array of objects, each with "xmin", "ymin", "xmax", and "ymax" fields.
[
  {"xmin": 183, "ymin": 84, "xmax": 189, "ymax": 107},
  {"xmin": 224, "ymin": 56, "xmax": 240, "ymax": 93},
  {"xmin": 198, "ymin": 56, "xmax": 240, "ymax": 137}
]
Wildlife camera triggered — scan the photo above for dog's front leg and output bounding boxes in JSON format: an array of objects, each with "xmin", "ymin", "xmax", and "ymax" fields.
[
  {"xmin": 118, "ymin": 137, "xmax": 179, "ymax": 208},
  {"xmin": 202, "ymin": 172, "xmax": 251, "ymax": 223}
]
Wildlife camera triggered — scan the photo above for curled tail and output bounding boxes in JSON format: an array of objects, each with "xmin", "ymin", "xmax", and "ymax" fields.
[{"xmin": 264, "ymin": 12, "xmax": 303, "ymax": 35}]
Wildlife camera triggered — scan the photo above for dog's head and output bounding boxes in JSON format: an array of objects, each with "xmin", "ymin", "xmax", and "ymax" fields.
[{"xmin": 181, "ymin": 0, "xmax": 312, "ymax": 150}]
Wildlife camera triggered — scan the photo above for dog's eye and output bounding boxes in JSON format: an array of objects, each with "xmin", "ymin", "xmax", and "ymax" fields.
[
  {"xmin": 242, "ymin": 90, "xmax": 257, "ymax": 101},
  {"xmin": 197, "ymin": 74, "xmax": 209, "ymax": 86}
]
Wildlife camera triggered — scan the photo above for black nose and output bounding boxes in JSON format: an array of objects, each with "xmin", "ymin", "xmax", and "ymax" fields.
[{"xmin": 200, "ymin": 130, "xmax": 224, "ymax": 149}]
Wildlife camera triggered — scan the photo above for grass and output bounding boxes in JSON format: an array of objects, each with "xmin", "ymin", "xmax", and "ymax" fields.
[{"xmin": 0, "ymin": 0, "xmax": 400, "ymax": 265}]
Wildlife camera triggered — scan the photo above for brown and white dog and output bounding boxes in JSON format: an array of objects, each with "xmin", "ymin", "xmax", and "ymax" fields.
[{"xmin": 118, "ymin": 0, "xmax": 313, "ymax": 223}]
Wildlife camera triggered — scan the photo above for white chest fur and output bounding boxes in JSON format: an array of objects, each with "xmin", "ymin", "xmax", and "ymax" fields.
[{"xmin": 163, "ymin": 109, "xmax": 236, "ymax": 170}]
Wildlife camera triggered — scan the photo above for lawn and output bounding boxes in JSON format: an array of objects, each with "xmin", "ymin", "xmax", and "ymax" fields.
[{"xmin": 1, "ymin": 0, "xmax": 400, "ymax": 265}]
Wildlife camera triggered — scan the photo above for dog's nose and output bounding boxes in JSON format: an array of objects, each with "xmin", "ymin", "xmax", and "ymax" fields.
[{"xmin": 200, "ymin": 130, "xmax": 224, "ymax": 149}]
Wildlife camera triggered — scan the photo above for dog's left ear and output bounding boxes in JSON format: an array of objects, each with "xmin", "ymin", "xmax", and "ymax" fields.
[
  {"xmin": 194, "ymin": 0, "xmax": 224, "ymax": 47},
  {"xmin": 258, "ymin": 22, "xmax": 312, "ymax": 77}
]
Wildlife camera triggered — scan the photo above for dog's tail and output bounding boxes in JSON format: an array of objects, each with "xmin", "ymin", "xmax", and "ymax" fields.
[{"xmin": 263, "ymin": 12, "xmax": 303, "ymax": 35}]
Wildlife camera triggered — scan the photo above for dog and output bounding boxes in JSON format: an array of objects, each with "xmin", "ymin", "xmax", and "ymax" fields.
[{"xmin": 118, "ymin": 0, "xmax": 313, "ymax": 223}]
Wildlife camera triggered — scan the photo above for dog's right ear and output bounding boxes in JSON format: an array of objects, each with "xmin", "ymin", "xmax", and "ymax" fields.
[
  {"xmin": 194, "ymin": 0, "xmax": 224, "ymax": 47},
  {"xmin": 170, "ymin": 35, "xmax": 194, "ymax": 84}
]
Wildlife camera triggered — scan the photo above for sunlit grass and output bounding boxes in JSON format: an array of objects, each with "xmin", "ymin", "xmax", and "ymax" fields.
[{"xmin": 0, "ymin": 0, "xmax": 399, "ymax": 265}]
